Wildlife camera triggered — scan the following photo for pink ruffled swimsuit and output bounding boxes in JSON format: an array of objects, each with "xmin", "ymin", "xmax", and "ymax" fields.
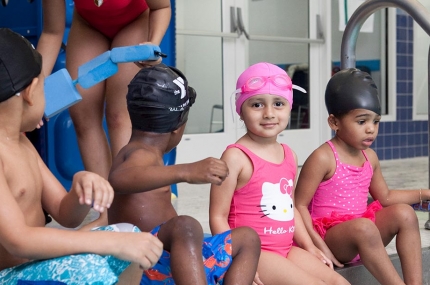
[
  {"xmin": 227, "ymin": 143, "xmax": 296, "ymax": 257},
  {"xmin": 309, "ymin": 141, "xmax": 382, "ymax": 261}
]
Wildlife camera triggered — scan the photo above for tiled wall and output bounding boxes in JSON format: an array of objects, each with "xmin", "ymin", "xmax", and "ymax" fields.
[{"xmin": 371, "ymin": 12, "xmax": 429, "ymax": 160}]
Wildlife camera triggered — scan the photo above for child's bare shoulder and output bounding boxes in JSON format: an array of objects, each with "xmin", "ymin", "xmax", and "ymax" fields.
[
  {"xmin": 221, "ymin": 146, "xmax": 250, "ymax": 165},
  {"xmin": 114, "ymin": 143, "xmax": 160, "ymax": 168},
  {"xmin": 307, "ymin": 143, "xmax": 333, "ymax": 164}
]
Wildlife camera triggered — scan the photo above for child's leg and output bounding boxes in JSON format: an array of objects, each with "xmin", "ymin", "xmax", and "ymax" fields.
[
  {"xmin": 375, "ymin": 204, "xmax": 422, "ymax": 285},
  {"xmin": 67, "ymin": 12, "xmax": 112, "ymax": 179},
  {"xmin": 325, "ymin": 218, "xmax": 405, "ymax": 284},
  {"xmin": 157, "ymin": 215, "xmax": 206, "ymax": 285},
  {"xmin": 106, "ymin": 11, "xmax": 149, "ymax": 158},
  {"xmin": 222, "ymin": 227, "xmax": 260, "ymax": 285},
  {"xmin": 117, "ymin": 263, "xmax": 143, "ymax": 285},
  {"xmin": 257, "ymin": 249, "xmax": 343, "ymax": 285},
  {"xmin": 286, "ymin": 246, "xmax": 350, "ymax": 285}
]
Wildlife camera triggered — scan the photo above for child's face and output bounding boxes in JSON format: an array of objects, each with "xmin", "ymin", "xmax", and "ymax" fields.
[
  {"xmin": 334, "ymin": 108, "xmax": 381, "ymax": 150},
  {"xmin": 240, "ymin": 94, "xmax": 291, "ymax": 138}
]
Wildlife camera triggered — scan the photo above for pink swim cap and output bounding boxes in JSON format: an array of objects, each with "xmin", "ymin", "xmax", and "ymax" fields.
[{"xmin": 235, "ymin": 62, "xmax": 294, "ymax": 115}]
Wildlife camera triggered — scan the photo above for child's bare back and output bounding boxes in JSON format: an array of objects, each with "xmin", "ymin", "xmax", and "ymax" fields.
[{"xmin": 108, "ymin": 142, "xmax": 177, "ymax": 232}]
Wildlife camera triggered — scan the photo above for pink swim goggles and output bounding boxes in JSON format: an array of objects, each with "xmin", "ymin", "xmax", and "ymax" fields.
[
  {"xmin": 234, "ymin": 74, "xmax": 306, "ymax": 114},
  {"xmin": 236, "ymin": 74, "xmax": 293, "ymax": 94}
]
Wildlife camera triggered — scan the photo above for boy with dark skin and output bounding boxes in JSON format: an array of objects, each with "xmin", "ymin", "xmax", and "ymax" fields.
[
  {"xmin": 108, "ymin": 64, "xmax": 261, "ymax": 285},
  {"xmin": 0, "ymin": 28, "xmax": 162, "ymax": 284}
]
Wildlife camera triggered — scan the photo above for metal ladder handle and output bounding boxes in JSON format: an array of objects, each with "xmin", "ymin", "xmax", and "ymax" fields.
[
  {"xmin": 340, "ymin": 0, "xmax": 430, "ymax": 229},
  {"xmin": 341, "ymin": 0, "xmax": 430, "ymax": 69}
]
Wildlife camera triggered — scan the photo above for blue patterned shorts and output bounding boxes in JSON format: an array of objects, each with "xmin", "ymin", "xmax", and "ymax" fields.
[
  {"xmin": 141, "ymin": 226, "xmax": 232, "ymax": 285},
  {"xmin": 0, "ymin": 224, "xmax": 140, "ymax": 285}
]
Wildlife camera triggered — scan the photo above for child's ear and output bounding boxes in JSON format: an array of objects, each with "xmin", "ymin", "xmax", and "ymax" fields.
[
  {"xmin": 327, "ymin": 114, "xmax": 338, "ymax": 131},
  {"xmin": 20, "ymin": 77, "xmax": 39, "ymax": 106}
]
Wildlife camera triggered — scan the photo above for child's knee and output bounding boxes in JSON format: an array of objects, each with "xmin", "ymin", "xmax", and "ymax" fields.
[
  {"xmin": 350, "ymin": 218, "xmax": 380, "ymax": 242},
  {"xmin": 392, "ymin": 203, "xmax": 419, "ymax": 225},
  {"xmin": 170, "ymin": 215, "xmax": 203, "ymax": 240},
  {"xmin": 390, "ymin": 204, "xmax": 419, "ymax": 228},
  {"xmin": 231, "ymin": 226, "xmax": 261, "ymax": 254}
]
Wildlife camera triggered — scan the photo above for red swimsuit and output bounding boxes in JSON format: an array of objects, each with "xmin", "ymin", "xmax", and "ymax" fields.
[{"xmin": 74, "ymin": 0, "xmax": 149, "ymax": 39}]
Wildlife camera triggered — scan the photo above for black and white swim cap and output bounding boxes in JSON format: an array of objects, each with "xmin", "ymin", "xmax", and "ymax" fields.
[
  {"xmin": 0, "ymin": 28, "xmax": 42, "ymax": 103},
  {"xmin": 127, "ymin": 64, "xmax": 196, "ymax": 133}
]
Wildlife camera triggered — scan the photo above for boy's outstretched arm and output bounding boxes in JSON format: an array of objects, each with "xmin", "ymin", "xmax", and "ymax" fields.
[{"xmin": 109, "ymin": 149, "xmax": 229, "ymax": 194}]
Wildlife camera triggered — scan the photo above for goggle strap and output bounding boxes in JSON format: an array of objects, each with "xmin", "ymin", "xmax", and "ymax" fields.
[
  {"xmin": 230, "ymin": 90, "xmax": 239, "ymax": 122},
  {"xmin": 292, "ymin": 84, "xmax": 307, "ymax": 93}
]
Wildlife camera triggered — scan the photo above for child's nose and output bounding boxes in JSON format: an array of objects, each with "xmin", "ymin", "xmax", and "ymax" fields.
[{"xmin": 263, "ymin": 106, "xmax": 275, "ymax": 118}]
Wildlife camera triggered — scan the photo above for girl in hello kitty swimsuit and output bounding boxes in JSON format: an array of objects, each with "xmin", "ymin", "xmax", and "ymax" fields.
[{"xmin": 209, "ymin": 62, "xmax": 350, "ymax": 285}]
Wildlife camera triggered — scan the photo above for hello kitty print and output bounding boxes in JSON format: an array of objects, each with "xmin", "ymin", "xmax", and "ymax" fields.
[{"xmin": 260, "ymin": 178, "xmax": 294, "ymax": 221}]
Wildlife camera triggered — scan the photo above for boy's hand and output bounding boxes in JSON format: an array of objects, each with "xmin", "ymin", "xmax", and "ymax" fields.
[
  {"xmin": 72, "ymin": 171, "xmax": 114, "ymax": 213},
  {"xmin": 116, "ymin": 232, "xmax": 163, "ymax": 270},
  {"xmin": 186, "ymin": 158, "xmax": 229, "ymax": 185}
]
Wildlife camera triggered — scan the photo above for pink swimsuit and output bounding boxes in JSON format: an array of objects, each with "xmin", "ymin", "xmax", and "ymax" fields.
[
  {"xmin": 227, "ymin": 143, "xmax": 296, "ymax": 257},
  {"xmin": 309, "ymin": 141, "xmax": 382, "ymax": 242},
  {"xmin": 74, "ymin": 0, "xmax": 149, "ymax": 39}
]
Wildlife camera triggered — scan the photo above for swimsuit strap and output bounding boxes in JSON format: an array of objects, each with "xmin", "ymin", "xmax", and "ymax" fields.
[
  {"xmin": 326, "ymin": 141, "xmax": 339, "ymax": 167},
  {"xmin": 326, "ymin": 140, "xmax": 369, "ymax": 163},
  {"xmin": 226, "ymin": 143, "xmax": 258, "ymax": 161}
]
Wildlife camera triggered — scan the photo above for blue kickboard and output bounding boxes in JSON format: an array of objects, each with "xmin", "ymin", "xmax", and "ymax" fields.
[
  {"xmin": 77, "ymin": 51, "xmax": 119, "ymax": 89},
  {"xmin": 110, "ymin": 44, "xmax": 161, "ymax": 63},
  {"xmin": 44, "ymin": 69, "xmax": 82, "ymax": 119}
]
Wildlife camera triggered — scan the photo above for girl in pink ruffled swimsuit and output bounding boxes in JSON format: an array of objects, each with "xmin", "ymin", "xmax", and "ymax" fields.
[{"xmin": 296, "ymin": 68, "xmax": 429, "ymax": 285}]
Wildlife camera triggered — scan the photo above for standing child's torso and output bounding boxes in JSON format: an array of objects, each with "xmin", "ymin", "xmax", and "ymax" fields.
[
  {"xmin": 73, "ymin": 0, "xmax": 149, "ymax": 39},
  {"xmin": 309, "ymin": 141, "xmax": 373, "ymax": 219},
  {"xmin": 227, "ymin": 143, "xmax": 296, "ymax": 257}
]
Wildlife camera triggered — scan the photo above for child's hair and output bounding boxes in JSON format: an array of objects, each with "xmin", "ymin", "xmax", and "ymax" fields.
[
  {"xmin": 325, "ymin": 68, "xmax": 381, "ymax": 117},
  {"xmin": 234, "ymin": 62, "xmax": 306, "ymax": 115},
  {"xmin": 0, "ymin": 28, "xmax": 42, "ymax": 103},
  {"xmin": 126, "ymin": 63, "xmax": 196, "ymax": 133}
]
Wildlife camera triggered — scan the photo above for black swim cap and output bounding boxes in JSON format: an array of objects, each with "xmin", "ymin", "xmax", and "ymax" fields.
[
  {"xmin": 325, "ymin": 68, "xmax": 381, "ymax": 116},
  {"xmin": 0, "ymin": 28, "xmax": 42, "ymax": 103},
  {"xmin": 127, "ymin": 64, "xmax": 196, "ymax": 133}
]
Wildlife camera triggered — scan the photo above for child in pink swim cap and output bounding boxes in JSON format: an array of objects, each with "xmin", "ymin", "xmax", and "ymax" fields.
[
  {"xmin": 235, "ymin": 62, "xmax": 306, "ymax": 115},
  {"xmin": 210, "ymin": 62, "xmax": 350, "ymax": 285}
]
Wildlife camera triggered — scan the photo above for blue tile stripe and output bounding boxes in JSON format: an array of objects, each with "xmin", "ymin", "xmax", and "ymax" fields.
[{"xmin": 371, "ymin": 13, "xmax": 428, "ymax": 160}]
